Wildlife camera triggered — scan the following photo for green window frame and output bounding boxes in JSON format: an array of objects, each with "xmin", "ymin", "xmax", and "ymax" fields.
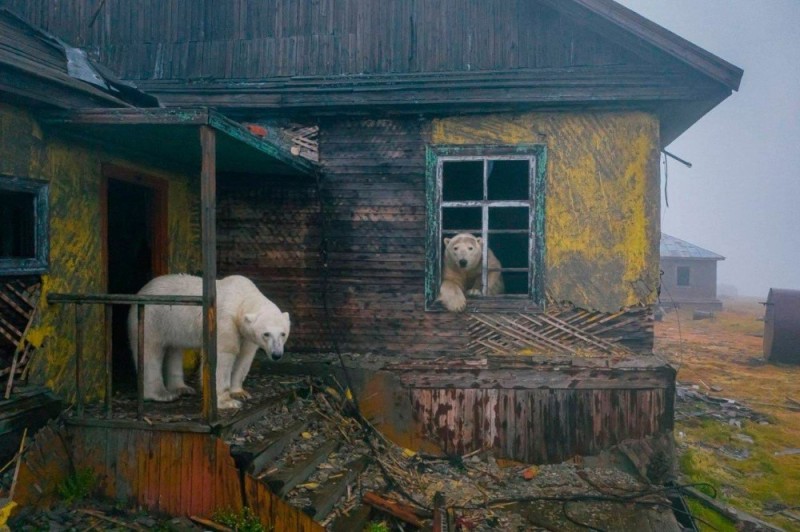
[
  {"xmin": 425, "ymin": 145, "xmax": 546, "ymax": 311},
  {"xmin": 0, "ymin": 176, "xmax": 49, "ymax": 275}
]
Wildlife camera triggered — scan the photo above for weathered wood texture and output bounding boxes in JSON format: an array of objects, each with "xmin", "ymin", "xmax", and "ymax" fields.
[
  {"xmin": 6, "ymin": 0, "xmax": 644, "ymax": 80},
  {"xmin": 65, "ymin": 425, "xmax": 243, "ymax": 517},
  {"xmin": 218, "ymin": 114, "xmax": 656, "ymax": 355},
  {"xmin": 245, "ymin": 473, "xmax": 325, "ymax": 532},
  {"xmin": 411, "ymin": 385, "xmax": 674, "ymax": 463}
]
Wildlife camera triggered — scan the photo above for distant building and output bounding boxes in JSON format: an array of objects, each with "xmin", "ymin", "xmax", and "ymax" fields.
[{"xmin": 660, "ymin": 233, "xmax": 725, "ymax": 311}]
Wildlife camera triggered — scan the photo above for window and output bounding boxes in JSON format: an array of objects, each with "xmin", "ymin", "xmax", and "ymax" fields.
[
  {"xmin": 0, "ymin": 177, "xmax": 49, "ymax": 275},
  {"xmin": 425, "ymin": 145, "xmax": 546, "ymax": 310},
  {"xmin": 676, "ymin": 266, "xmax": 691, "ymax": 287}
]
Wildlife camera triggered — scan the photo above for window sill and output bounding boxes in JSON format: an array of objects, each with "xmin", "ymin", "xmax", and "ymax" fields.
[{"xmin": 426, "ymin": 296, "xmax": 543, "ymax": 313}]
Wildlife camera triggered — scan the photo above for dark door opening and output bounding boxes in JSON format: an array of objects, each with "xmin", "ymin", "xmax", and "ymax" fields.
[{"xmin": 105, "ymin": 173, "xmax": 167, "ymax": 392}]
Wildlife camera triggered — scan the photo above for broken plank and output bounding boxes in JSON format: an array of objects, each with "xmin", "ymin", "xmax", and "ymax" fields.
[
  {"xmin": 214, "ymin": 391, "xmax": 296, "ymax": 437},
  {"xmin": 304, "ymin": 455, "xmax": 370, "ymax": 521},
  {"xmin": 265, "ymin": 439, "xmax": 339, "ymax": 497},
  {"xmin": 362, "ymin": 491, "xmax": 424, "ymax": 528},
  {"xmin": 232, "ymin": 415, "xmax": 318, "ymax": 475},
  {"xmin": 330, "ymin": 504, "xmax": 372, "ymax": 532}
]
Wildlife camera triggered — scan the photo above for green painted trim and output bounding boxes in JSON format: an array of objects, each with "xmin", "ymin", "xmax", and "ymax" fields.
[
  {"xmin": 0, "ymin": 176, "xmax": 49, "ymax": 276},
  {"xmin": 424, "ymin": 144, "xmax": 547, "ymax": 308},
  {"xmin": 424, "ymin": 147, "xmax": 441, "ymax": 307},
  {"xmin": 208, "ymin": 111, "xmax": 318, "ymax": 176}
]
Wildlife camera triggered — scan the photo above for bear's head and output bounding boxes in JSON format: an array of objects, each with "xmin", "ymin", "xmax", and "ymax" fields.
[
  {"xmin": 444, "ymin": 233, "xmax": 483, "ymax": 272},
  {"xmin": 243, "ymin": 311, "xmax": 291, "ymax": 361}
]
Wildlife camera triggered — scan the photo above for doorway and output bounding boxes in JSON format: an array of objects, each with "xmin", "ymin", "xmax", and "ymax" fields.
[{"xmin": 104, "ymin": 168, "xmax": 167, "ymax": 391}]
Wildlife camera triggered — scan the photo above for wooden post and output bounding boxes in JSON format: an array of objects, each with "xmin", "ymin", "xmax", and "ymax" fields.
[
  {"xmin": 104, "ymin": 304, "xmax": 112, "ymax": 418},
  {"xmin": 74, "ymin": 303, "xmax": 84, "ymax": 417},
  {"xmin": 200, "ymin": 125, "xmax": 218, "ymax": 423},
  {"xmin": 137, "ymin": 303, "xmax": 145, "ymax": 420}
]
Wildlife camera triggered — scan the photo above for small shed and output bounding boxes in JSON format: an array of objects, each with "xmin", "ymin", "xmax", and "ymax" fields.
[{"xmin": 660, "ymin": 233, "xmax": 726, "ymax": 311}]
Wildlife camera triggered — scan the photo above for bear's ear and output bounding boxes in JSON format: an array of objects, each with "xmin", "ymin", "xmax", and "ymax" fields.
[
  {"xmin": 282, "ymin": 312, "xmax": 291, "ymax": 325},
  {"xmin": 244, "ymin": 313, "xmax": 257, "ymax": 324},
  {"xmin": 476, "ymin": 237, "xmax": 483, "ymax": 246},
  {"xmin": 443, "ymin": 237, "xmax": 451, "ymax": 246}
]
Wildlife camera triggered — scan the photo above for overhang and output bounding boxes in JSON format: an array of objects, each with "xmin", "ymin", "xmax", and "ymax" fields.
[{"xmin": 37, "ymin": 107, "xmax": 318, "ymax": 176}]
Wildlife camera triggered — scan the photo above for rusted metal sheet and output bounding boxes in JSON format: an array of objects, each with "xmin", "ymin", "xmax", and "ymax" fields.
[{"xmin": 763, "ymin": 288, "xmax": 800, "ymax": 364}]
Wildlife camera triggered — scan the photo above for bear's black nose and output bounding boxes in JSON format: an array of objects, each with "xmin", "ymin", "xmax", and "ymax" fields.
[{"xmin": 459, "ymin": 259, "xmax": 468, "ymax": 268}]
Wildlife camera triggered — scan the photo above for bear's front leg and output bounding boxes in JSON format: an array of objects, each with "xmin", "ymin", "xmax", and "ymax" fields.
[
  {"xmin": 230, "ymin": 342, "xmax": 258, "ymax": 401},
  {"xmin": 439, "ymin": 279, "xmax": 467, "ymax": 312},
  {"xmin": 216, "ymin": 351, "xmax": 242, "ymax": 409}
]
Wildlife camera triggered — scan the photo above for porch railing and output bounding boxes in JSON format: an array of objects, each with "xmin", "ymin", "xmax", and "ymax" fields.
[{"xmin": 47, "ymin": 293, "xmax": 208, "ymax": 422}]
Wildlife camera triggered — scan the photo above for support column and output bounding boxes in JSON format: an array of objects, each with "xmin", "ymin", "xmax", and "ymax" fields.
[{"xmin": 200, "ymin": 125, "xmax": 218, "ymax": 423}]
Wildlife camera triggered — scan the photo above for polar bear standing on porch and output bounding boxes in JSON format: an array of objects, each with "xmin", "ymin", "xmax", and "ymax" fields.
[
  {"xmin": 128, "ymin": 274, "xmax": 291, "ymax": 409},
  {"xmin": 438, "ymin": 233, "xmax": 505, "ymax": 312}
]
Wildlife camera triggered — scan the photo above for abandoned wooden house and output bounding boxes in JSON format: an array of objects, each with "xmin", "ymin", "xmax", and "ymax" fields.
[
  {"xmin": 659, "ymin": 233, "xmax": 726, "ymax": 311},
  {"xmin": 1, "ymin": 0, "xmax": 743, "ymax": 528}
]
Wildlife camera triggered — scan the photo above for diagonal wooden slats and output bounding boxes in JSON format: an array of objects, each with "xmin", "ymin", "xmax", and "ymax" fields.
[
  {"xmin": 265, "ymin": 439, "xmax": 340, "ymax": 497},
  {"xmin": 467, "ymin": 303, "xmax": 648, "ymax": 358},
  {"xmin": 1, "ymin": 279, "xmax": 42, "ymax": 397}
]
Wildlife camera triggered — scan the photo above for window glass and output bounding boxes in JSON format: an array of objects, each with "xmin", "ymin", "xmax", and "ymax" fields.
[
  {"xmin": 442, "ymin": 161, "xmax": 483, "ymax": 201},
  {"xmin": 487, "ymin": 159, "xmax": 528, "ymax": 200},
  {"xmin": 677, "ymin": 266, "xmax": 691, "ymax": 286}
]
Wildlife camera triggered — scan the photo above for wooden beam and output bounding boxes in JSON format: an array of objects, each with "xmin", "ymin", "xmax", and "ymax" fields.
[
  {"xmin": 200, "ymin": 125, "xmax": 218, "ymax": 423},
  {"xmin": 265, "ymin": 439, "xmax": 340, "ymax": 497}
]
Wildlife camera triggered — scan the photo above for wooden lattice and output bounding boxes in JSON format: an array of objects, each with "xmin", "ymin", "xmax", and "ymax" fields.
[
  {"xmin": 467, "ymin": 304, "xmax": 651, "ymax": 358},
  {"xmin": 0, "ymin": 278, "xmax": 42, "ymax": 397},
  {"xmin": 284, "ymin": 124, "xmax": 319, "ymax": 162}
]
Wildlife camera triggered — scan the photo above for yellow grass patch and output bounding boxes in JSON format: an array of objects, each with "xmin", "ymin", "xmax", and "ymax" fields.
[{"xmin": 657, "ymin": 297, "xmax": 800, "ymax": 531}]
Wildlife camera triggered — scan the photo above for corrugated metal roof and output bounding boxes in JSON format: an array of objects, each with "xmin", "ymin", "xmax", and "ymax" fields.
[{"xmin": 660, "ymin": 233, "xmax": 725, "ymax": 260}]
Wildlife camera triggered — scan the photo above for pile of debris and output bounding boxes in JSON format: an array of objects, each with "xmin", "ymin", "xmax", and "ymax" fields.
[{"xmin": 675, "ymin": 382, "xmax": 771, "ymax": 425}]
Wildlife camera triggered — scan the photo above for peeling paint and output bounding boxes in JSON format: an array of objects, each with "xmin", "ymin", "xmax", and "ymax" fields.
[
  {"xmin": 1, "ymin": 102, "xmax": 200, "ymax": 400},
  {"xmin": 431, "ymin": 111, "xmax": 660, "ymax": 312}
]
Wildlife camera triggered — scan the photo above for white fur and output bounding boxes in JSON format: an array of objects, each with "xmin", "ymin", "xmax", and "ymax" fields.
[
  {"xmin": 438, "ymin": 233, "xmax": 504, "ymax": 312},
  {"xmin": 128, "ymin": 274, "xmax": 291, "ymax": 409}
]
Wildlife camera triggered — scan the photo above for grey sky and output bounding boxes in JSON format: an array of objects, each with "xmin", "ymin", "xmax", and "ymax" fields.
[{"xmin": 616, "ymin": 0, "xmax": 800, "ymax": 297}]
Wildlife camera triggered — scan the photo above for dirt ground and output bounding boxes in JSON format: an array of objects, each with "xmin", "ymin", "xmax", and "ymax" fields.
[{"xmin": 655, "ymin": 296, "xmax": 800, "ymax": 531}]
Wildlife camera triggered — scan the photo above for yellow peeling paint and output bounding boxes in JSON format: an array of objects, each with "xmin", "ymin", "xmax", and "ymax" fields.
[
  {"xmin": 1, "ymin": 102, "xmax": 200, "ymax": 400},
  {"xmin": 431, "ymin": 111, "xmax": 661, "ymax": 312}
]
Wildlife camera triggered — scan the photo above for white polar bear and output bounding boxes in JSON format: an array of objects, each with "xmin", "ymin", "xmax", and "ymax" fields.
[
  {"xmin": 439, "ymin": 233, "xmax": 504, "ymax": 312},
  {"xmin": 128, "ymin": 274, "xmax": 291, "ymax": 409}
]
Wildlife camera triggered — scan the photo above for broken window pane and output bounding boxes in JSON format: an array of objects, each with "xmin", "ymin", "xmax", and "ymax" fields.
[
  {"xmin": 442, "ymin": 160, "xmax": 483, "ymax": 201},
  {"xmin": 443, "ymin": 207, "xmax": 481, "ymax": 234},
  {"xmin": 489, "ymin": 207, "xmax": 528, "ymax": 231},
  {"xmin": 502, "ymin": 271, "xmax": 529, "ymax": 295},
  {"xmin": 490, "ymin": 233, "xmax": 528, "ymax": 269},
  {"xmin": 0, "ymin": 190, "xmax": 36, "ymax": 258},
  {"xmin": 487, "ymin": 159, "xmax": 529, "ymax": 200}
]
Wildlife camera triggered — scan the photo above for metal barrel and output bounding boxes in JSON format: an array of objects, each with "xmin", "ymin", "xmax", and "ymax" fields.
[{"xmin": 763, "ymin": 288, "xmax": 800, "ymax": 363}]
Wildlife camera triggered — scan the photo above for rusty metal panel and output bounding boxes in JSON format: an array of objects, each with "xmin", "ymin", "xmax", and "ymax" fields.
[{"xmin": 763, "ymin": 288, "xmax": 800, "ymax": 364}]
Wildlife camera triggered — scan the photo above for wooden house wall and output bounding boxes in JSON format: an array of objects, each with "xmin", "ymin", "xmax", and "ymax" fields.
[
  {"xmin": 6, "ymin": 0, "xmax": 646, "ymax": 80},
  {"xmin": 0, "ymin": 102, "xmax": 200, "ymax": 399},
  {"xmin": 218, "ymin": 110, "xmax": 660, "ymax": 356}
]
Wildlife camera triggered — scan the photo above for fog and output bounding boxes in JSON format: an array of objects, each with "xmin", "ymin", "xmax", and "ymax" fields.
[{"xmin": 616, "ymin": 0, "xmax": 800, "ymax": 298}]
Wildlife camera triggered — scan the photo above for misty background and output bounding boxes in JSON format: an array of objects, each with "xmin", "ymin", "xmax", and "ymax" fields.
[{"xmin": 616, "ymin": 0, "xmax": 800, "ymax": 298}]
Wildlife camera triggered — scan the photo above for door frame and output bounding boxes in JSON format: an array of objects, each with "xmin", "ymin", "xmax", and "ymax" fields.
[{"xmin": 101, "ymin": 164, "xmax": 169, "ymax": 291}]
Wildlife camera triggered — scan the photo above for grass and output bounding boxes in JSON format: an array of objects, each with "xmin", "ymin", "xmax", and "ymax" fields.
[
  {"xmin": 57, "ymin": 467, "xmax": 97, "ymax": 504},
  {"xmin": 656, "ymin": 298, "xmax": 800, "ymax": 531},
  {"xmin": 212, "ymin": 507, "xmax": 268, "ymax": 532}
]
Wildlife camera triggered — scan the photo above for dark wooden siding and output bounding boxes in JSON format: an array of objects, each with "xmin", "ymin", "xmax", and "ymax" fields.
[
  {"xmin": 218, "ymin": 116, "xmax": 654, "ymax": 356},
  {"xmin": 6, "ymin": 0, "xmax": 644, "ymax": 80}
]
